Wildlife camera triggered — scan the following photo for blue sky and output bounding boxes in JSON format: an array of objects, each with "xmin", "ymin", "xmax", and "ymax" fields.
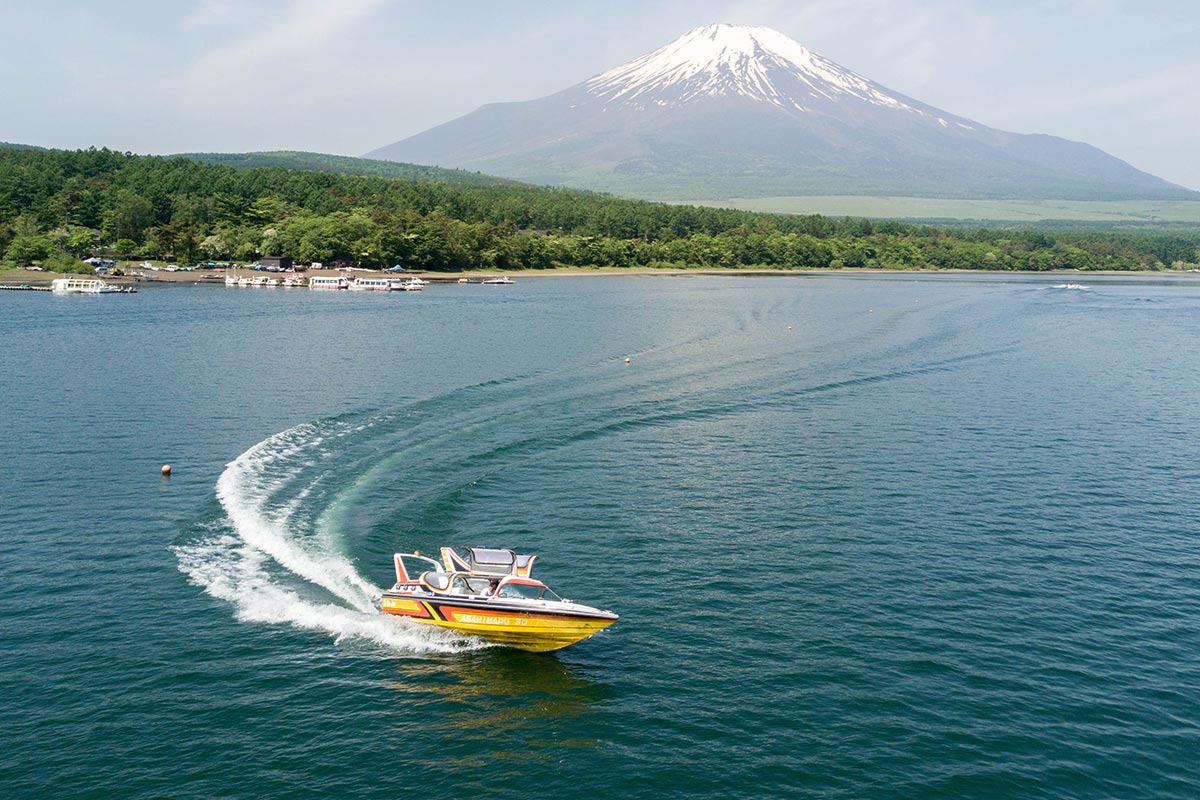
[{"xmin": 2, "ymin": 0, "xmax": 1197, "ymax": 189}]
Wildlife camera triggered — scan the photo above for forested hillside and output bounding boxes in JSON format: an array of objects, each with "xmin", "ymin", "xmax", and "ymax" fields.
[
  {"xmin": 1, "ymin": 146, "xmax": 1197, "ymax": 272},
  {"xmin": 178, "ymin": 151, "xmax": 522, "ymax": 186}
]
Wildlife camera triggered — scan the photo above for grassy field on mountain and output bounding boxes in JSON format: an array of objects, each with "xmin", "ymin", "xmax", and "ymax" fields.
[
  {"xmin": 2, "ymin": 146, "xmax": 1198, "ymax": 273},
  {"xmin": 700, "ymin": 196, "xmax": 1200, "ymax": 225}
]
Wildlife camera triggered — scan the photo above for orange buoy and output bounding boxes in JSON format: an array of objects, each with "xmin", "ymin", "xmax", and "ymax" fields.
[{"xmin": 161, "ymin": 464, "xmax": 172, "ymax": 476}]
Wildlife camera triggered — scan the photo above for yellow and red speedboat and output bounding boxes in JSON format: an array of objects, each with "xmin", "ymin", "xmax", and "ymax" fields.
[{"xmin": 380, "ymin": 547, "xmax": 618, "ymax": 652}]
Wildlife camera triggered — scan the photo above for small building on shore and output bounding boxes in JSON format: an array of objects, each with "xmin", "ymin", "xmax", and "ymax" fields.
[{"xmin": 260, "ymin": 256, "xmax": 293, "ymax": 271}]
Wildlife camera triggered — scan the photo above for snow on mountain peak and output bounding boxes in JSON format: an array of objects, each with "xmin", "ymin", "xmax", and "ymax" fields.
[{"xmin": 585, "ymin": 23, "xmax": 914, "ymax": 114}]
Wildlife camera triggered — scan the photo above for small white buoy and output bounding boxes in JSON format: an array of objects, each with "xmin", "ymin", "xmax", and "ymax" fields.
[
  {"xmin": 787, "ymin": 325, "xmax": 793, "ymax": 331},
  {"xmin": 161, "ymin": 464, "xmax": 172, "ymax": 476},
  {"xmin": 624, "ymin": 357, "xmax": 631, "ymax": 364}
]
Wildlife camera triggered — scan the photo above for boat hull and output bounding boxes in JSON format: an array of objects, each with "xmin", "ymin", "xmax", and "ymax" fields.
[{"xmin": 381, "ymin": 593, "xmax": 617, "ymax": 652}]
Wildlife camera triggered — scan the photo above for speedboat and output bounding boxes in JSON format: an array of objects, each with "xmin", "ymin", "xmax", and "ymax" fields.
[
  {"xmin": 481, "ymin": 276, "xmax": 515, "ymax": 285},
  {"xmin": 380, "ymin": 547, "xmax": 618, "ymax": 652}
]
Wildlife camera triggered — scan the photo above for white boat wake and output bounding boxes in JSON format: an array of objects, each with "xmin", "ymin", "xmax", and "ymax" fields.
[{"xmin": 175, "ymin": 422, "xmax": 488, "ymax": 655}]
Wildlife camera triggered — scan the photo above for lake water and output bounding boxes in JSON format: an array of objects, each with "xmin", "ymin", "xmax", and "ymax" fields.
[{"xmin": 2, "ymin": 274, "xmax": 1199, "ymax": 798}]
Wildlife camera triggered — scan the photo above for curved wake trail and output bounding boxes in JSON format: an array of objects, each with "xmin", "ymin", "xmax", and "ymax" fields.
[
  {"xmin": 175, "ymin": 422, "xmax": 487, "ymax": 656},
  {"xmin": 175, "ymin": 285, "xmax": 1016, "ymax": 657}
]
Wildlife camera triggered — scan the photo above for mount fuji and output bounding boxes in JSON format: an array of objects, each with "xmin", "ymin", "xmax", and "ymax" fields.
[{"xmin": 367, "ymin": 24, "xmax": 1194, "ymax": 201}]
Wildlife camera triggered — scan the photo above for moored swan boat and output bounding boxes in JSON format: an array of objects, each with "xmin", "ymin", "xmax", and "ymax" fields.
[{"xmin": 380, "ymin": 547, "xmax": 618, "ymax": 652}]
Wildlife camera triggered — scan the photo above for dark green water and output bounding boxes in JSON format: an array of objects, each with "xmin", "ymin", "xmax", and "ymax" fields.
[{"xmin": 2, "ymin": 275, "xmax": 1199, "ymax": 798}]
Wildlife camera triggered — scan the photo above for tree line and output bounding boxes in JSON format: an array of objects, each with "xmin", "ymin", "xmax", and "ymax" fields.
[{"xmin": 1, "ymin": 146, "xmax": 1197, "ymax": 272}]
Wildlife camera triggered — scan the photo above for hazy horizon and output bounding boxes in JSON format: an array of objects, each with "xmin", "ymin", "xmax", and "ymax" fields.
[{"xmin": 2, "ymin": 0, "xmax": 1198, "ymax": 191}]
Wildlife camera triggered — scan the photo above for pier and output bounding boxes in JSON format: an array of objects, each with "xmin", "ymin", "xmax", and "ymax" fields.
[{"xmin": 0, "ymin": 283, "xmax": 52, "ymax": 291}]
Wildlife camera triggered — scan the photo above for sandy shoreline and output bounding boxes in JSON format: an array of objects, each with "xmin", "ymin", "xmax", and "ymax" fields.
[{"xmin": 2, "ymin": 265, "xmax": 1196, "ymax": 286}]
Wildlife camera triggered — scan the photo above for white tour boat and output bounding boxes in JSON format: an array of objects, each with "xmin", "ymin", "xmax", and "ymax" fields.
[
  {"xmin": 309, "ymin": 276, "xmax": 350, "ymax": 290},
  {"xmin": 350, "ymin": 276, "xmax": 395, "ymax": 291},
  {"xmin": 50, "ymin": 277, "xmax": 125, "ymax": 294}
]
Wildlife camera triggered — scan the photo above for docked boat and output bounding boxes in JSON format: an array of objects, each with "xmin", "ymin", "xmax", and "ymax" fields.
[
  {"xmin": 309, "ymin": 275, "xmax": 350, "ymax": 290},
  {"xmin": 391, "ymin": 277, "xmax": 424, "ymax": 291},
  {"xmin": 380, "ymin": 547, "xmax": 618, "ymax": 652},
  {"xmin": 481, "ymin": 276, "xmax": 515, "ymax": 285},
  {"xmin": 350, "ymin": 276, "xmax": 394, "ymax": 291},
  {"xmin": 50, "ymin": 277, "xmax": 129, "ymax": 294}
]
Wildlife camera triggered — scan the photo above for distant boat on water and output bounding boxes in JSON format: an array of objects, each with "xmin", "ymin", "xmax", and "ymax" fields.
[
  {"xmin": 50, "ymin": 277, "xmax": 134, "ymax": 294},
  {"xmin": 482, "ymin": 276, "xmax": 515, "ymax": 285}
]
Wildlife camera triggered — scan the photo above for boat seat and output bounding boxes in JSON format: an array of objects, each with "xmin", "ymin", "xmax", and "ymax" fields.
[{"xmin": 419, "ymin": 571, "xmax": 452, "ymax": 593}]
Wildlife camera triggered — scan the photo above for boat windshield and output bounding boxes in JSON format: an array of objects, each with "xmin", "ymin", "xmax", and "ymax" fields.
[
  {"xmin": 497, "ymin": 583, "xmax": 562, "ymax": 602},
  {"xmin": 465, "ymin": 576, "xmax": 495, "ymax": 595}
]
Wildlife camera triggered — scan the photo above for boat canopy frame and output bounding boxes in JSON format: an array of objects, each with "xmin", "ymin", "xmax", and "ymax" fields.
[{"xmin": 394, "ymin": 547, "xmax": 540, "ymax": 585}]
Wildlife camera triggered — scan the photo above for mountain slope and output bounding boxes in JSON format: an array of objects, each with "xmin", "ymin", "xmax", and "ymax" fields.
[{"xmin": 368, "ymin": 24, "xmax": 1195, "ymax": 201}]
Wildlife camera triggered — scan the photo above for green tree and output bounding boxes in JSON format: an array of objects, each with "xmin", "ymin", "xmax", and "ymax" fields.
[
  {"xmin": 199, "ymin": 234, "xmax": 230, "ymax": 260},
  {"xmin": 66, "ymin": 229, "xmax": 98, "ymax": 257},
  {"xmin": 105, "ymin": 190, "xmax": 155, "ymax": 243},
  {"xmin": 6, "ymin": 233, "xmax": 53, "ymax": 264}
]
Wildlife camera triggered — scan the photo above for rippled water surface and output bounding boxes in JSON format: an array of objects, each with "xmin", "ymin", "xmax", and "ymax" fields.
[{"xmin": 2, "ymin": 275, "xmax": 1199, "ymax": 798}]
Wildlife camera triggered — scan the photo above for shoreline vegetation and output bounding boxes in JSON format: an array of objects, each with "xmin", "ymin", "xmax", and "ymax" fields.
[
  {"xmin": 5, "ymin": 265, "xmax": 1198, "ymax": 288},
  {"xmin": 2, "ymin": 147, "xmax": 1199, "ymax": 275}
]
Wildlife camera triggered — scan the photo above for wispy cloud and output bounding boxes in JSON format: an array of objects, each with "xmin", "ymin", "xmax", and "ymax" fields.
[
  {"xmin": 181, "ymin": 0, "xmax": 242, "ymax": 31},
  {"xmin": 179, "ymin": 0, "xmax": 386, "ymax": 114},
  {"xmin": 1002, "ymin": 62, "xmax": 1200, "ymax": 127}
]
